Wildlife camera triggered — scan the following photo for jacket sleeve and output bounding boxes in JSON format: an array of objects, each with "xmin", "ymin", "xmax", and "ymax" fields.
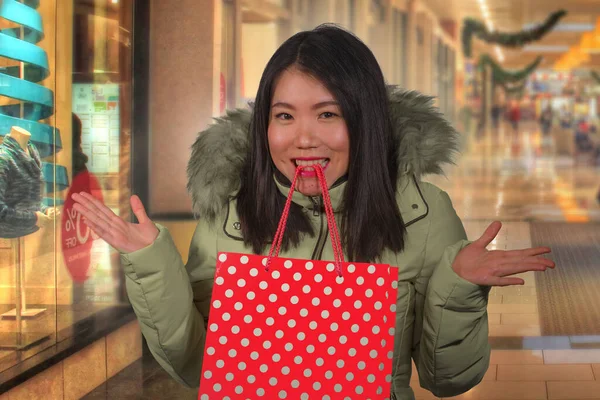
[
  {"xmin": 120, "ymin": 219, "xmax": 216, "ymax": 388},
  {"xmin": 413, "ymin": 189, "xmax": 491, "ymax": 397},
  {"xmin": 0, "ymin": 157, "xmax": 38, "ymax": 227}
]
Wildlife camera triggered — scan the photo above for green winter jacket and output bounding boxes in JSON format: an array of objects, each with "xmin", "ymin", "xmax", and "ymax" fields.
[{"xmin": 120, "ymin": 88, "xmax": 491, "ymax": 399}]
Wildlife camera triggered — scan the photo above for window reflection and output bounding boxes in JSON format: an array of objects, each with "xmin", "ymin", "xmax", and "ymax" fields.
[{"xmin": 0, "ymin": 0, "xmax": 133, "ymax": 373}]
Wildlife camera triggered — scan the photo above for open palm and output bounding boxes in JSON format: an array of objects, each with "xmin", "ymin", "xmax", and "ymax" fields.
[
  {"xmin": 71, "ymin": 192, "xmax": 158, "ymax": 254},
  {"xmin": 453, "ymin": 221, "xmax": 555, "ymax": 286}
]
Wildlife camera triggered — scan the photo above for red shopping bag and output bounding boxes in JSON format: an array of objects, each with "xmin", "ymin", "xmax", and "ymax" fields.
[{"xmin": 198, "ymin": 166, "xmax": 399, "ymax": 399}]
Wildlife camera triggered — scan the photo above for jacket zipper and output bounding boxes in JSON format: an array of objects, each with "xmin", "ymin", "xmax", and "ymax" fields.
[{"xmin": 310, "ymin": 196, "xmax": 327, "ymax": 260}]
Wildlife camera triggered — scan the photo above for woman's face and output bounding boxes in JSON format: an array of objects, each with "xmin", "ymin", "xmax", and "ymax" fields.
[{"xmin": 268, "ymin": 68, "xmax": 350, "ymax": 197}]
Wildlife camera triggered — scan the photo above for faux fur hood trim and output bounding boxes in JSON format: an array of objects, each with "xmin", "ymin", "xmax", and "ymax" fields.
[{"xmin": 187, "ymin": 87, "xmax": 461, "ymax": 222}]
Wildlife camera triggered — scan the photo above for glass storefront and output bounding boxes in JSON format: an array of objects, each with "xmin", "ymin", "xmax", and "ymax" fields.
[{"xmin": 0, "ymin": 0, "xmax": 133, "ymax": 375}]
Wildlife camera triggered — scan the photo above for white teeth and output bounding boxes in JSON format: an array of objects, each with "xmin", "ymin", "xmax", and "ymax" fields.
[{"xmin": 295, "ymin": 159, "xmax": 328, "ymax": 167}]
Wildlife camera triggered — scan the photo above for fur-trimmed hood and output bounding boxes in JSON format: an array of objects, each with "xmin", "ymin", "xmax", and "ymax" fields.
[{"xmin": 187, "ymin": 87, "xmax": 461, "ymax": 222}]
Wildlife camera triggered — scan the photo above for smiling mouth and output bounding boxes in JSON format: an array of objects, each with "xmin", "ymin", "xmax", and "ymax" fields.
[{"xmin": 293, "ymin": 158, "xmax": 330, "ymax": 170}]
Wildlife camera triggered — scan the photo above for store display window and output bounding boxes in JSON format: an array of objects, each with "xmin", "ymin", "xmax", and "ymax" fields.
[{"xmin": 0, "ymin": 0, "xmax": 135, "ymax": 378}]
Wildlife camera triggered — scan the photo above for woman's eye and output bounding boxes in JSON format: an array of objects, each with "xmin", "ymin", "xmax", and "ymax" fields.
[
  {"xmin": 320, "ymin": 112, "xmax": 337, "ymax": 119},
  {"xmin": 275, "ymin": 113, "xmax": 293, "ymax": 120}
]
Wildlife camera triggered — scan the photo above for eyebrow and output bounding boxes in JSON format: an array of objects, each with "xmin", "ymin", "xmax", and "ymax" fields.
[{"xmin": 271, "ymin": 100, "xmax": 340, "ymax": 110}]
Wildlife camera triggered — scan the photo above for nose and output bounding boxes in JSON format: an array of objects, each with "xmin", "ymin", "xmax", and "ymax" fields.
[{"xmin": 294, "ymin": 120, "xmax": 319, "ymax": 149}]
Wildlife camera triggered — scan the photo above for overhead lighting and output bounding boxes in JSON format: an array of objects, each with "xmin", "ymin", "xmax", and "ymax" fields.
[
  {"xmin": 495, "ymin": 45, "xmax": 505, "ymax": 62},
  {"xmin": 477, "ymin": 0, "xmax": 502, "ymax": 61},
  {"xmin": 477, "ymin": 0, "xmax": 494, "ymax": 31}
]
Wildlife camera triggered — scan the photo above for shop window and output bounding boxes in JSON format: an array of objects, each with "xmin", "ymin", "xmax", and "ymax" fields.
[{"xmin": 0, "ymin": 0, "xmax": 135, "ymax": 378}]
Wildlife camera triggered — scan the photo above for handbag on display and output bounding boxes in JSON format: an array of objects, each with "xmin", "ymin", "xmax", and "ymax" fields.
[{"xmin": 198, "ymin": 165, "xmax": 399, "ymax": 399}]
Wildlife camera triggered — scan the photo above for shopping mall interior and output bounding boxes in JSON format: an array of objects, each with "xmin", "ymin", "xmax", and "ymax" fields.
[{"xmin": 1, "ymin": 0, "xmax": 600, "ymax": 399}]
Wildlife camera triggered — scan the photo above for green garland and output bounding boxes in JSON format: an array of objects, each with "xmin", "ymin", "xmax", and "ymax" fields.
[
  {"xmin": 592, "ymin": 71, "xmax": 600, "ymax": 84},
  {"xmin": 462, "ymin": 10, "xmax": 567, "ymax": 58},
  {"xmin": 478, "ymin": 54, "xmax": 543, "ymax": 84},
  {"xmin": 498, "ymin": 80, "xmax": 527, "ymax": 97}
]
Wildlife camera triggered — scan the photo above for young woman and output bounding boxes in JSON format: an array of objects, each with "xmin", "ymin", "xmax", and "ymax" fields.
[{"xmin": 72, "ymin": 25, "xmax": 554, "ymax": 399}]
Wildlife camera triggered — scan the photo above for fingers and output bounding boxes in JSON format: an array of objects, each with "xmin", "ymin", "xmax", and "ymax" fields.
[
  {"xmin": 486, "ymin": 277, "xmax": 525, "ymax": 287},
  {"xmin": 503, "ymin": 247, "xmax": 552, "ymax": 258},
  {"xmin": 80, "ymin": 216, "xmax": 121, "ymax": 250},
  {"xmin": 74, "ymin": 192, "xmax": 115, "ymax": 222},
  {"xmin": 534, "ymin": 256, "xmax": 555, "ymax": 268},
  {"xmin": 73, "ymin": 202, "xmax": 114, "ymax": 237},
  {"xmin": 71, "ymin": 200, "xmax": 94, "ymax": 221},
  {"xmin": 72, "ymin": 192, "xmax": 128, "ymax": 236},
  {"xmin": 503, "ymin": 255, "xmax": 555, "ymax": 268},
  {"xmin": 473, "ymin": 221, "xmax": 502, "ymax": 248},
  {"xmin": 130, "ymin": 195, "xmax": 150, "ymax": 224},
  {"xmin": 77, "ymin": 207, "xmax": 131, "ymax": 251},
  {"xmin": 495, "ymin": 262, "xmax": 550, "ymax": 277},
  {"xmin": 80, "ymin": 215, "xmax": 106, "ymax": 239},
  {"xmin": 521, "ymin": 256, "xmax": 556, "ymax": 268}
]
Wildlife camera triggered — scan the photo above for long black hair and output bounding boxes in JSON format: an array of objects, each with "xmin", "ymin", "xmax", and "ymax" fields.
[{"xmin": 236, "ymin": 24, "xmax": 406, "ymax": 262}]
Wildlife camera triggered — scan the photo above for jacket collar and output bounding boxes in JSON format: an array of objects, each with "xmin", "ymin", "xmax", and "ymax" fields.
[
  {"xmin": 274, "ymin": 173, "xmax": 347, "ymax": 214},
  {"xmin": 222, "ymin": 173, "xmax": 429, "ymax": 241}
]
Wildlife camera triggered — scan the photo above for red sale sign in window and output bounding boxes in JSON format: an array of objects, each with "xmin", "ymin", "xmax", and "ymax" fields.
[{"xmin": 61, "ymin": 170, "xmax": 103, "ymax": 282}]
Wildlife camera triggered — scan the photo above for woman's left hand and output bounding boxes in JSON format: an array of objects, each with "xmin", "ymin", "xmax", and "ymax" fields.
[{"xmin": 452, "ymin": 221, "xmax": 555, "ymax": 287}]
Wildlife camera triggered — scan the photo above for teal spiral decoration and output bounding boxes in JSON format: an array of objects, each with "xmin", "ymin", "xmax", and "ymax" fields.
[{"xmin": 0, "ymin": 0, "xmax": 68, "ymax": 206}]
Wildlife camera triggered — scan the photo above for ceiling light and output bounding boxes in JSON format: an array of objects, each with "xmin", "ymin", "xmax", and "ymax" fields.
[
  {"xmin": 495, "ymin": 46, "xmax": 505, "ymax": 62},
  {"xmin": 477, "ymin": 0, "xmax": 494, "ymax": 31}
]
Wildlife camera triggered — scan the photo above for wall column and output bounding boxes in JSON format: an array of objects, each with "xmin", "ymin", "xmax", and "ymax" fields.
[
  {"xmin": 148, "ymin": 0, "xmax": 218, "ymax": 215},
  {"xmin": 405, "ymin": 0, "xmax": 418, "ymax": 91}
]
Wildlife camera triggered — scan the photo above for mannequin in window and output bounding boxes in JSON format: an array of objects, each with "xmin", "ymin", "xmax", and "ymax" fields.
[{"xmin": 0, "ymin": 126, "xmax": 58, "ymax": 238}]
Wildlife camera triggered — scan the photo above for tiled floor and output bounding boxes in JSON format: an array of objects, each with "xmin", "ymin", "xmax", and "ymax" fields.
[
  {"xmin": 86, "ymin": 122, "xmax": 600, "ymax": 399},
  {"xmin": 418, "ymin": 123, "xmax": 600, "ymax": 400}
]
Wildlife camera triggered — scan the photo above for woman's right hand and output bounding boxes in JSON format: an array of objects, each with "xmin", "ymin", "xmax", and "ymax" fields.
[{"xmin": 71, "ymin": 193, "xmax": 159, "ymax": 254}]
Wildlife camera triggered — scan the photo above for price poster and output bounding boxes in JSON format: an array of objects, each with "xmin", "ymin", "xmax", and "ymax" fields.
[
  {"xmin": 72, "ymin": 83, "xmax": 120, "ymax": 174},
  {"xmin": 61, "ymin": 170, "xmax": 104, "ymax": 282}
]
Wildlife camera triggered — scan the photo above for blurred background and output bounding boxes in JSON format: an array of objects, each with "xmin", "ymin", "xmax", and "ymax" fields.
[{"xmin": 1, "ymin": 0, "xmax": 600, "ymax": 399}]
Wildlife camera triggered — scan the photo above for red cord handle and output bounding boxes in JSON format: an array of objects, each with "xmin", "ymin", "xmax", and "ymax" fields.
[{"xmin": 266, "ymin": 165, "xmax": 345, "ymax": 276}]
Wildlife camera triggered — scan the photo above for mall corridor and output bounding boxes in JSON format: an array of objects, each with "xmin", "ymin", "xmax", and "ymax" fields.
[{"xmin": 424, "ymin": 121, "xmax": 600, "ymax": 399}]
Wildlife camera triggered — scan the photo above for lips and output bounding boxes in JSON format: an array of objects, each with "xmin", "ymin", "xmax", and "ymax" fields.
[
  {"xmin": 292, "ymin": 158, "xmax": 330, "ymax": 178},
  {"xmin": 295, "ymin": 158, "xmax": 329, "ymax": 166}
]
